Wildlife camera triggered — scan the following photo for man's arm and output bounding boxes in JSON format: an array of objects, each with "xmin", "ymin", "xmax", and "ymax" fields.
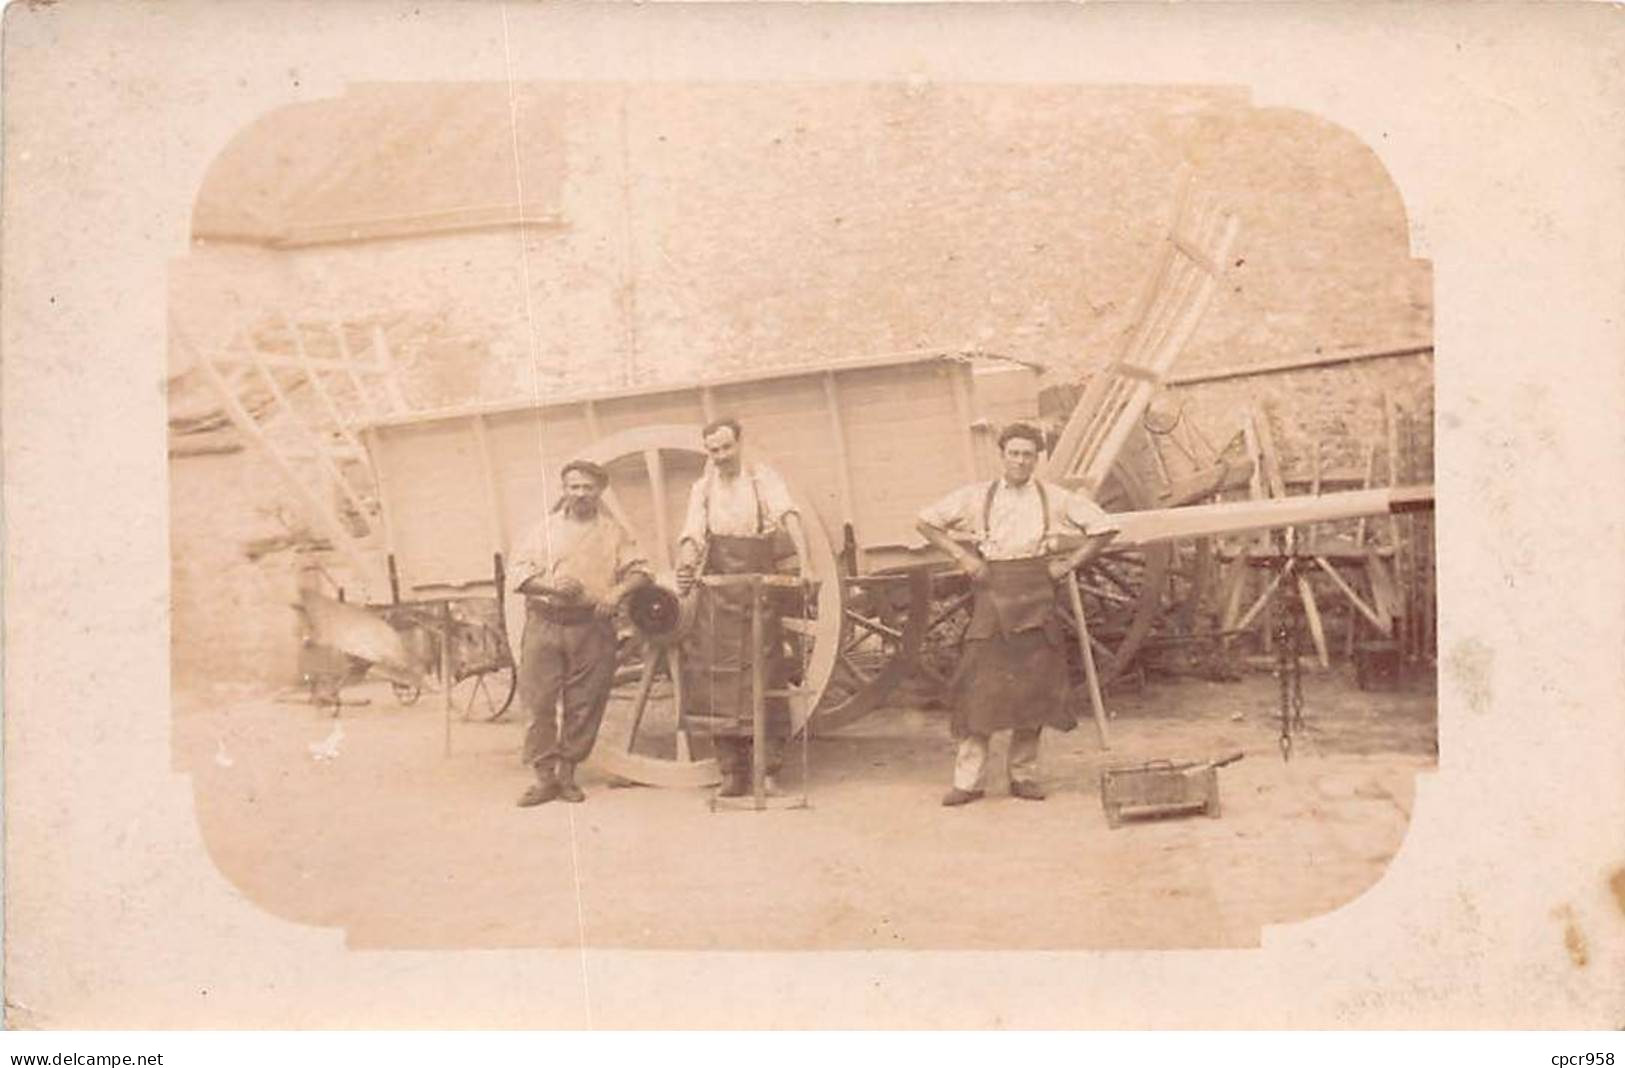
[
  {"xmin": 1046, "ymin": 529, "xmax": 1118, "ymax": 581},
  {"xmin": 782, "ymin": 510, "xmax": 811, "ymax": 577},
  {"xmin": 916, "ymin": 484, "xmax": 987, "ymax": 583},
  {"xmin": 675, "ymin": 478, "xmax": 708, "ymax": 592},
  {"xmin": 1046, "ymin": 485, "xmax": 1121, "ymax": 580}
]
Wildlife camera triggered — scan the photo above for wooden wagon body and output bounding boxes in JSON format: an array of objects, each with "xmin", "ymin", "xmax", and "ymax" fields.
[{"xmin": 361, "ymin": 350, "xmax": 1042, "ymax": 595}]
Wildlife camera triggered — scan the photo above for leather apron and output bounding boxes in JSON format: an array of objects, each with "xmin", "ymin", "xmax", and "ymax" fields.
[{"xmin": 680, "ymin": 533, "xmax": 791, "ymax": 738}]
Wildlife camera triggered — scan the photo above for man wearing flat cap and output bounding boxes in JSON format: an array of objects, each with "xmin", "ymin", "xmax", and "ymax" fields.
[{"xmin": 509, "ymin": 458, "xmax": 651, "ymax": 806}]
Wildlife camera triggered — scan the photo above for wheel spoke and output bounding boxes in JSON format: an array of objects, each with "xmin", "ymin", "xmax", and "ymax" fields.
[
  {"xmin": 837, "ymin": 652, "xmax": 878, "ymax": 686},
  {"xmin": 643, "ymin": 448, "xmax": 673, "ymax": 570},
  {"xmin": 1078, "ymin": 581, "xmax": 1135, "ymax": 606},
  {"xmin": 623, "ymin": 648, "xmax": 663, "ymax": 752},
  {"xmin": 844, "ymin": 610, "xmax": 903, "ymax": 643},
  {"xmin": 928, "ymin": 591, "xmax": 975, "ymax": 631}
]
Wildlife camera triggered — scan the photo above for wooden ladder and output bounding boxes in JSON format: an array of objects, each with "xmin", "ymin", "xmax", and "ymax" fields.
[
  {"xmin": 179, "ymin": 314, "xmax": 411, "ymax": 594},
  {"xmin": 1042, "ymin": 173, "xmax": 1241, "ymax": 494}
]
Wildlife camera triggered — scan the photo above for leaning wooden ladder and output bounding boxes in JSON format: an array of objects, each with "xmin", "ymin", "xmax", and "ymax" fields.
[
  {"xmin": 178, "ymin": 314, "xmax": 411, "ymax": 595},
  {"xmin": 1042, "ymin": 175, "xmax": 1242, "ymax": 494}
]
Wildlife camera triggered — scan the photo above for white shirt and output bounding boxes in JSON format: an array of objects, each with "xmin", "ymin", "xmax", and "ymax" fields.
[
  {"xmin": 917, "ymin": 477, "xmax": 1117, "ymax": 560},
  {"xmin": 678, "ymin": 461, "xmax": 797, "ymax": 549},
  {"xmin": 510, "ymin": 509, "xmax": 648, "ymax": 602}
]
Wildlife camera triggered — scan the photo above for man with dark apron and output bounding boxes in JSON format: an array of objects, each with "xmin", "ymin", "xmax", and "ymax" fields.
[
  {"xmin": 510, "ymin": 459, "xmax": 651, "ymax": 807},
  {"xmin": 675, "ymin": 418, "xmax": 809, "ymax": 798},
  {"xmin": 916, "ymin": 423, "xmax": 1117, "ymax": 806}
]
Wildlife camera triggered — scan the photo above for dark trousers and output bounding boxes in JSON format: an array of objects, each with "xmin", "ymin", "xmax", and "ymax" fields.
[{"xmin": 518, "ymin": 611, "xmax": 617, "ymax": 770}]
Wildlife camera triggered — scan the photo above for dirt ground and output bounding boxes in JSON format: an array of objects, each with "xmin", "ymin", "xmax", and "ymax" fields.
[{"xmin": 174, "ymin": 669, "xmax": 1436, "ymax": 951}]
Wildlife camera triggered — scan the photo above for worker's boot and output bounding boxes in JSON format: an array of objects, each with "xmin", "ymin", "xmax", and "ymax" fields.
[
  {"xmin": 716, "ymin": 740, "xmax": 748, "ymax": 797},
  {"xmin": 556, "ymin": 760, "xmax": 585, "ymax": 803},
  {"xmin": 517, "ymin": 760, "xmax": 561, "ymax": 808}
]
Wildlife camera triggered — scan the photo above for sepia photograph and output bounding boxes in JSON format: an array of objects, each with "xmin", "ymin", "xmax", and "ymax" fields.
[
  {"xmin": 168, "ymin": 80, "xmax": 1436, "ymax": 952},
  {"xmin": 4, "ymin": 0, "xmax": 1622, "ymax": 1034}
]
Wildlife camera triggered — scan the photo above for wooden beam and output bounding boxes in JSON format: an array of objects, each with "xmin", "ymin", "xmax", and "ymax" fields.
[
  {"xmin": 822, "ymin": 372, "xmax": 859, "ymax": 567},
  {"xmin": 1314, "ymin": 555, "xmax": 1390, "ymax": 634},
  {"xmin": 1107, "ymin": 486, "xmax": 1435, "ymax": 548},
  {"xmin": 470, "ymin": 415, "xmax": 506, "ymax": 557},
  {"xmin": 1165, "ymin": 343, "xmax": 1434, "ymax": 387},
  {"xmin": 643, "ymin": 447, "xmax": 673, "ymax": 570},
  {"xmin": 194, "ymin": 345, "xmax": 371, "ymax": 582},
  {"xmin": 244, "ymin": 347, "xmax": 372, "ymax": 522},
  {"xmin": 360, "ymin": 427, "xmax": 399, "ymax": 574},
  {"xmin": 370, "ymin": 324, "xmax": 411, "ymax": 413},
  {"xmin": 360, "ymin": 349, "xmax": 1030, "ymax": 431},
  {"xmin": 1296, "ymin": 574, "xmax": 1330, "ymax": 669},
  {"xmin": 284, "ymin": 316, "xmax": 363, "ymax": 454}
]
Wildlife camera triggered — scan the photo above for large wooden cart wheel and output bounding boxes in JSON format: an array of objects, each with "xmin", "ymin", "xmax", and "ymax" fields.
[
  {"xmin": 808, "ymin": 566, "xmax": 932, "ymax": 734},
  {"xmin": 566, "ymin": 426, "xmax": 843, "ymax": 788}
]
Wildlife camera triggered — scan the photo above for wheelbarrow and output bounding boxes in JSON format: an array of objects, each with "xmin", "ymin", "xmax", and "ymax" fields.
[{"xmin": 1099, "ymin": 751, "xmax": 1245, "ymax": 828}]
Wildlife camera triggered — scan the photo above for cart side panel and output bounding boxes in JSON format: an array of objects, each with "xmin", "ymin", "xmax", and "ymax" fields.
[
  {"xmin": 841, "ymin": 359, "xmax": 1039, "ymax": 552},
  {"xmin": 483, "ymin": 405, "xmax": 596, "ymax": 563},
  {"xmin": 834, "ymin": 361, "xmax": 980, "ymax": 551},
  {"xmin": 371, "ymin": 419, "xmax": 494, "ymax": 592},
  {"xmin": 591, "ymin": 390, "xmax": 708, "ymax": 439}
]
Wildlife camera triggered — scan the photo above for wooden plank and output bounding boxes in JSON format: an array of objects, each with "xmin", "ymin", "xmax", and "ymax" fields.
[
  {"xmin": 370, "ymin": 324, "xmax": 411, "ymax": 413},
  {"xmin": 194, "ymin": 343, "xmax": 373, "ymax": 582},
  {"xmin": 329, "ymin": 321, "xmax": 378, "ymax": 420},
  {"xmin": 1219, "ymin": 556, "xmax": 1249, "ymax": 632},
  {"xmin": 1165, "ymin": 343, "xmax": 1434, "ymax": 388},
  {"xmin": 216, "ymin": 348, "xmax": 375, "ymax": 375},
  {"xmin": 246, "ymin": 347, "xmax": 372, "ymax": 522},
  {"xmin": 1384, "ymin": 390, "xmax": 1402, "ymax": 550},
  {"xmin": 1314, "ymin": 555, "xmax": 1389, "ymax": 634},
  {"xmin": 470, "ymin": 415, "xmax": 506, "ymax": 557},
  {"xmin": 822, "ymin": 372, "xmax": 858, "ymax": 553},
  {"xmin": 642, "ymin": 447, "xmax": 673, "ymax": 570},
  {"xmin": 1234, "ymin": 565, "xmax": 1289, "ymax": 633},
  {"xmin": 946, "ymin": 361, "xmax": 980, "ymax": 481},
  {"xmin": 359, "ymin": 427, "xmax": 398, "ymax": 564},
  {"xmin": 283, "ymin": 317, "xmax": 363, "ymax": 454},
  {"xmin": 1065, "ymin": 573, "xmax": 1111, "ymax": 750},
  {"xmin": 1296, "ymin": 574, "xmax": 1330, "ymax": 669},
  {"xmin": 1366, "ymin": 554, "xmax": 1398, "ymax": 624},
  {"xmin": 1146, "ymin": 210, "xmax": 1238, "ymax": 379},
  {"xmin": 359, "ymin": 349, "xmax": 1036, "ymax": 431},
  {"xmin": 1354, "ymin": 440, "xmax": 1378, "ymax": 547},
  {"xmin": 1252, "ymin": 404, "xmax": 1289, "ymax": 499},
  {"xmin": 1108, "ymin": 486, "xmax": 1434, "ymax": 547}
]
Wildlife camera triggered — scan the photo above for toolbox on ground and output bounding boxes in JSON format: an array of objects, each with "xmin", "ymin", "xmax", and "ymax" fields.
[{"xmin": 1099, "ymin": 752, "xmax": 1244, "ymax": 828}]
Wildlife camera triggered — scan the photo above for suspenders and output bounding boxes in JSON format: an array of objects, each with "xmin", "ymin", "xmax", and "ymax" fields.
[
  {"xmin": 703, "ymin": 464, "xmax": 770, "ymax": 537},
  {"xmin": 979, "ymin": 478, "xmax": 1050, "ymax": 557}
]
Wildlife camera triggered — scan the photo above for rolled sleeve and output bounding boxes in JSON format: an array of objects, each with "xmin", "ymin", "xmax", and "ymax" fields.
[
  {"xmin": 677, "ymin": 477, "xmax": 708, "ymax": 550},
  {"xmin": 613, "ymin": 523, "xmax": 652, "ymax": 582},
  {"xmin": 509, "ymin": 522, "xmax": 549, "ymax": 587},
  {"xmin": 754, "ymin": 464, "xmax": 798, "ymax": 524},
  {"xmin": 917, "ymin": 483, "xmax": 975, "ymax": 533},
  {"xmin": 1060, "ymin": 487, "xmax": 1119, "ymax": 537}
]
